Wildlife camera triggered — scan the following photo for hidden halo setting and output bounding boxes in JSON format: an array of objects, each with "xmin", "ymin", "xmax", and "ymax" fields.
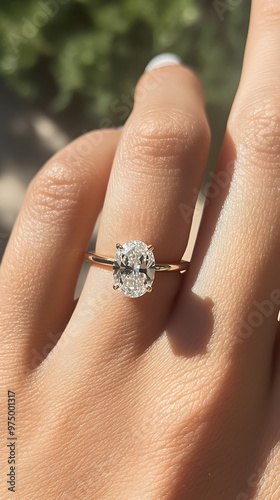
[{"xmin": 85, "ymin": 240, "xmax": 189, "ymax": 298}]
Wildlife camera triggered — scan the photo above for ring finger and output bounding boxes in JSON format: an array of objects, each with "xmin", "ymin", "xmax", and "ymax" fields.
[{"xmin": 63, "ymin": 59, "xmax": 211, "ymax": 359}]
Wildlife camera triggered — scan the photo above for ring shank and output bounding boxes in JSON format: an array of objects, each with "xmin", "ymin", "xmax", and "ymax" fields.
[{"xmin": 84, "ymin": 252, "xmax": 189, "ymax": 272}]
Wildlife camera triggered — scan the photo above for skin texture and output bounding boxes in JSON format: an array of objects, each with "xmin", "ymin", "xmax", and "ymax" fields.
[{"xmin": 0, "ymin": 1, "xmax": 280, "ymax": 498}]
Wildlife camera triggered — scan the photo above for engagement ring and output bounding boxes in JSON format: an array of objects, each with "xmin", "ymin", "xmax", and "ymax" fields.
[{"xmin": 85, "ymin": 240, "xmax": 189, "ymax": 298}]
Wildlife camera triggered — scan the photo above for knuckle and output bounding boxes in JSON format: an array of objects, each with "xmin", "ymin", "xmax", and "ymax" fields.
[
  {"xmin": 230, "ymin": 95, "xmax": 280, "ymax": 176},
  {"xmin": 27, "ymin": 160, "xmax": 84, "ymax": 223},
  {"xmin": 258, "ymin": 0, "xmax": 280, "ymax": 26},
  {"xmin": 123, "ymin": 107, "xmax": 209, "ymax": 167}
]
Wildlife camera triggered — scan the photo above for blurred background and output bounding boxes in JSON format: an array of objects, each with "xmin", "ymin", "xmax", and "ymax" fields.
[{"xmin": 0, "ymin": 0, "xmax": 251, "ymax": 264}]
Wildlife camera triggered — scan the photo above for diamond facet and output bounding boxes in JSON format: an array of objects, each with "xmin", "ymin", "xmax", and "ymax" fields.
[{"xmin": 113, "ymin": 240, "xmax": 156, "ymax": 298}]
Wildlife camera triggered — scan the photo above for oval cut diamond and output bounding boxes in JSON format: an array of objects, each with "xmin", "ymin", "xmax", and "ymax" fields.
[{"xmin": 113, "ymin": 240, "xmax": 156, "ymax": 298}]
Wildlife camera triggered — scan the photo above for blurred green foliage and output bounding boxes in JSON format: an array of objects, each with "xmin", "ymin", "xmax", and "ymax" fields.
[{"xmin": 0, "ymin": 0, "xmax": 250, "ymax": 123}]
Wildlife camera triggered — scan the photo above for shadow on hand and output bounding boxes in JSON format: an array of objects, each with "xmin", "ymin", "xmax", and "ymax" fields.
[{"xmin": 167, "ymin": 290, "xmax": 214, "ymax": 356}]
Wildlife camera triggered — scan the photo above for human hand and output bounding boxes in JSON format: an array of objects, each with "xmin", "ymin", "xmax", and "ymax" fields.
[{"xmin": 1, "ymin": 1, "xmax": 280, "ymax": 498}]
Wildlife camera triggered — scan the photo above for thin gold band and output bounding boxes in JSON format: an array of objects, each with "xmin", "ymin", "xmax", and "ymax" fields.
[{"xmin": 84, "ymin": 252, "xmax": 189, "ymax": 272}]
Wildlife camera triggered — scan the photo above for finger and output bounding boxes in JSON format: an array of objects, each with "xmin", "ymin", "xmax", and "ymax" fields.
[
  {"xmin": 63, "ymin": 59, "xmax": 210, "ymax": 360},
  {"xmin": 0, "ymin": 129, "xmax": 120, "ymax": 371},
  {"xmin": 174, "ymin": 0, "xmax": 280, "ymax": 369}
]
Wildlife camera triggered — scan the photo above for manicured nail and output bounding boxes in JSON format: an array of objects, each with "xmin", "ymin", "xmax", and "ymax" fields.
[{"xmin": 145, "ymin": 53, "xmax": 182, "ymax": 72}]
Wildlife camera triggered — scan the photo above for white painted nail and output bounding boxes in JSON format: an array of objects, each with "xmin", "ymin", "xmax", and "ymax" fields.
[{"xmin": 145, "ymin": 53, "xmax": 182, "ymax": 72}]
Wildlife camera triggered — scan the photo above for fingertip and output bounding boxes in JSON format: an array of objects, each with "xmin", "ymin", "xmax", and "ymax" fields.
[{"xmin": 144, "ymin": 53, "xmax": 182, "ymax": 72}]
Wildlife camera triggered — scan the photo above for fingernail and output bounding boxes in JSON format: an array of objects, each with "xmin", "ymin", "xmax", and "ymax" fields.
[{"xmin": 145, "ymin": 53, "xmax": 182, "ymax": 72}]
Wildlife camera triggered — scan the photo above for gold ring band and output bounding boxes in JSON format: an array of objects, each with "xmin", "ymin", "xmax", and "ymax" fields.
[
  {"xmin": 84, "ymin": 252, "xmax": 189, "ymax": 272},
  {"xmin": 84, "ymin": 240, "xmax": 189, "ymax": 298}
]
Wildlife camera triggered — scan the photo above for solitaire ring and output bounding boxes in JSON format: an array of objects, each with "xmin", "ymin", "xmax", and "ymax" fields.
[{"xmin": 85, "ymin": 240, "xmax": 189, "ymax": 298}]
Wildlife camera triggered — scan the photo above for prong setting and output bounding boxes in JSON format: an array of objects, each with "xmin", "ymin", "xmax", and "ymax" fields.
[
  {"xmin": 148, "ymin": 245, "xmax": 154, "ymax": 252},
  {"xmin": 113, "ymin": 284, "xmax": 120, "ymax": 290},
  {"xmin": 116, "ymin": 243, "xmax": 124, "ymax": 250},
  {"xmin": 113, "ymin": 240, "xmax": 155, "ymax": 298}
]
